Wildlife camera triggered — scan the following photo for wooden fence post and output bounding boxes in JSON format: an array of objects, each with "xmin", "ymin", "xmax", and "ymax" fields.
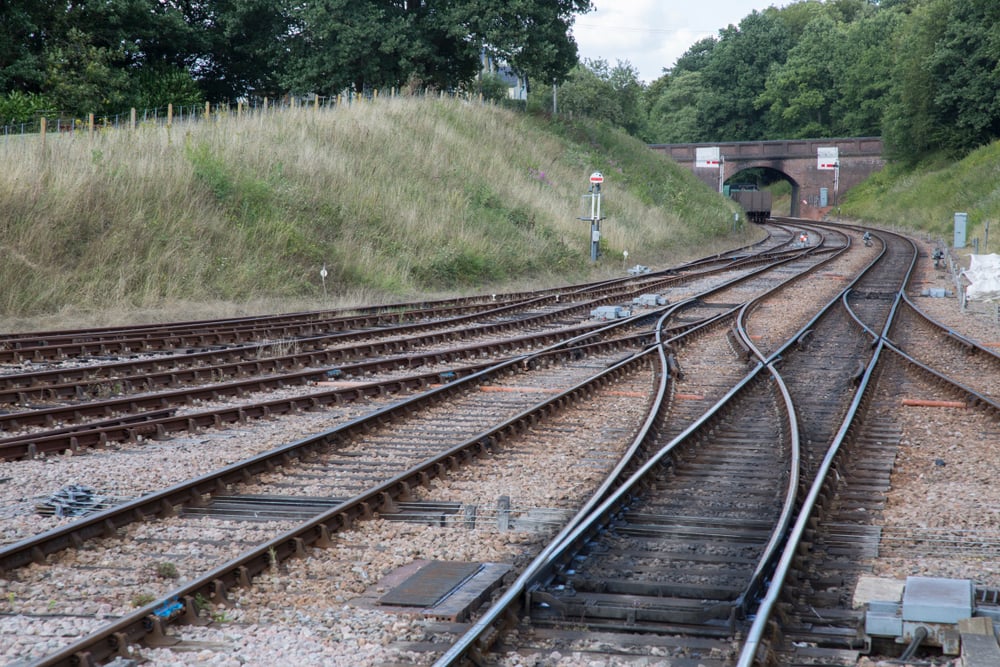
[
  {"xmin": 40, "ymin": 117, "xmax": 46, "ymax": 151},
  {"xmin": 204, "ymin": 101, "xmax": 210, "ymax": 119},
  {"xmin": 130, "ymin": 108, "xmax": 136, "ymax": 130},
  {"xmin": 167, "ymin": 104, "xmax": 173, "ymax": 128},
  {"xmin": 88, "ymin": 113, "xmax": 94, "ymax": 140}
]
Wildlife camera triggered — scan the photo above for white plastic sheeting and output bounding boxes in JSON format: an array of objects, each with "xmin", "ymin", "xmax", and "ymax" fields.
[{"xmin": 962, "ymin": 254, "xmax": 1000, "ymax": 302}]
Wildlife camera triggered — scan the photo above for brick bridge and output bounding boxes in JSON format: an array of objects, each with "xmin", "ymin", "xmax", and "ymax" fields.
[{"xmin": 650, "ymin": 137, "xmax": 884, "ymax": 218}]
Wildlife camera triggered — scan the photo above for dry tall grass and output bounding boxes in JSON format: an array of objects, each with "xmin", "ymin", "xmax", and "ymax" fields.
[{"xmin": 0, "ymin": 96, "xmax": 747, "ymax": 328}]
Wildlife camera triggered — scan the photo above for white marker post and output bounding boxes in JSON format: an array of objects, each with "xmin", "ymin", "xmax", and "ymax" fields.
[{"xmin": 320, "ymin": 264, "xmax": 328, "ymax": 298}]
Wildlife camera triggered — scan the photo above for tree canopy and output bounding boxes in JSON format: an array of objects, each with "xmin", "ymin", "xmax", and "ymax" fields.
[
  {"xmin": 636, "ymin": 0, "xmax": 1000, "ymax": 163},
  {"xmin": 0, "ymin": 0, "xmax": 593, "ymax": 118},
  {"xmin": 5, "ymin": 0, "xmax": 1000, "ymax": 165}
]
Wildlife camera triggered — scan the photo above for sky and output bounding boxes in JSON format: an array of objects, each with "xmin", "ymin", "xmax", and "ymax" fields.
[{"xmin": 573, "ymin": 1, "xmax": 790, "ymax": 84}]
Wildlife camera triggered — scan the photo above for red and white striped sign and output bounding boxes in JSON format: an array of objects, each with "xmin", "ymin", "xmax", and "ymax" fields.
[
  {"xmin": 817, "ymin": 147, "xmax": 839, "ymax": 170},
  {"xmin": 696, "ymin": 146, "xmax": 721, "ymax": 169}
]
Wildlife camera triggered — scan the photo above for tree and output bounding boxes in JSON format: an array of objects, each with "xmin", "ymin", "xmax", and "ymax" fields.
[
  {"xmin": 757, "ymin": 15, "xmax": 841, "ymax": 138},
  {"xmin": 44, "ymin": 27, "xmax": 132, "ymax": 115},
  {"xmin": 695, "ymin": 10, "xmax": 793, "ymax": 141},
  {"xmin": 642, "ymin": 70, "xmax": 704, "ymax": 143},
  {"xmin": 832, "ymin": 8, "xmax": 900, "ymax": 137},
  {"xmin": 192, "ymin": 0, "xmax": 291, "ymax": 101},
  {"xmin": 466, "ymin": 0, "xmax": 591, "ymax": 85},
  {"xmin": 0, "ymin": 0, "xmax": 52, "ymax": 93},
  {"xmin": 881, "ymin": 0, "xmax": 949, "ymax": 161},
  {"xmin": 282, "ymin": 0, "xmax": 592, "ymax": 96},
  {"xmin": 926, "ymin": 0, "xmax": 1000, "ymax": 154},
  {"xmin": 282, "ymin": 0, "xmax": 415, "ymax": 95},
  {"xmin": 6, "ymin": 0, "xmax": 203, "ymax": 114},
  {"xmin": 669, "ymin": 37, "xmax": 716, "ymax": 76},
  {"xmin": 552, "ymin": 59, "xmax": 644, "ymax": 134}
]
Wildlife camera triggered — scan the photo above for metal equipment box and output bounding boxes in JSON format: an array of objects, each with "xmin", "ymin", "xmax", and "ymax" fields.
[{"xmin": 902, "ymin": 577, "xmax": 973, "ymax": 624}]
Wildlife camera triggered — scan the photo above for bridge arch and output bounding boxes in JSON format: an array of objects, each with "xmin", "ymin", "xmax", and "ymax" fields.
[{"xmin": 651, "ymin": 137, "xmax": 885, "ymax": 218}]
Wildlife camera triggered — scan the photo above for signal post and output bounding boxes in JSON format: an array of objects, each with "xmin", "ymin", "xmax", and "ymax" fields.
[{"xmin": 580, "ymin": 172, "xmax": 605, "ymax": 262}]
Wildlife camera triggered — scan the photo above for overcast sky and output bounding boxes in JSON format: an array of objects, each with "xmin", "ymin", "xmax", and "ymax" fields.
[{"xmin": 573, "ymin": 1, "xmax": 791, "ymax": 84}]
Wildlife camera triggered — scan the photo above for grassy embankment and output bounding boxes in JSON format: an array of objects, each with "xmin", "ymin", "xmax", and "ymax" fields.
[
  {"xmin": 840, "ymin": 143, "xmax": 1000, "ymax": 252},
  {"xmin": 0, "ymin": 96, "xmax": 749, "ymax": 330}
]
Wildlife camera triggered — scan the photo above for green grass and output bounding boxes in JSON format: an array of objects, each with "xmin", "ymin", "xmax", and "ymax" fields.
[
  {"xmin": 0, "ymin": 97, "xmax": 749, "ymax": 327},
  {"xmin": 840, "ymin": 142, "xmax": 1000, "ymax": 247}
]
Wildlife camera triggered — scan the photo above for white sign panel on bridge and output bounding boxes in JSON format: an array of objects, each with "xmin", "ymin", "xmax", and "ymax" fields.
[
  {"xmin": 817, "ymin": 146, "xmax": 839, "ymax": 170},
  {"xmin": 696, "ymin": 146, "xmax": 720, "ymax": 169}
]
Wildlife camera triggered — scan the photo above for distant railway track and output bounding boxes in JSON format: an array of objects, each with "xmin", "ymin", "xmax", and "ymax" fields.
[{"xmin": 0, "ymin": 227, "xmax": 826, "ymax": 463}]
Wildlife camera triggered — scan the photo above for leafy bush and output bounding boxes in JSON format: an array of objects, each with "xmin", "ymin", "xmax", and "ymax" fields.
[
  {"xmin": 0, "ymin": 91, "xmax": 54, "ymax": 125},
  {"xmin": 134, "ymin": 67, "xmax": 204, "ymax": 111},
  {"xmin": 474, "ymin": 72, "xmax": 511, "ymax": 104}
]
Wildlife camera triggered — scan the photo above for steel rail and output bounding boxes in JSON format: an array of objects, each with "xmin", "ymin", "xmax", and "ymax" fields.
[
  {"xmin": 0, "ymin": 292, "xmax": 538, "ymax": 345},
  {"xmin": 893, "ymin": 292, "xmax": 1000, "ymax": 365},
  {"xmin": 0, "ymin": 297, "xmax": 532, "ymax": 350},
  {"xmin": 879, "ymin": 342, "xmax": 1000, "ymax": 417},
  {"xmin": 0, "ymin": 308, "xmax": 659, "ymax": 572},
  {"xmin": 0, "ymin": 292, "xmax": 524, "ymax": 346},
  {"xmin": 0, "ymin": 316, "xmax": 609, "ymax": 403},
  {"xmin": 431, "ymin": 319, "xmax": 675, "ymax": 667},
  {"xmin": 1, "ymin": 240, "xmax": 835, "ymax": 460},
  {"xmin": 736, "ymin": 225, "xmax": 918, "ymax": 666},
  {"xmin": 433, "ymin": 265, "xmax": 827, "ymax": 664},
  {"xmin": 20, "ymin": 321, "xmax": 662, "ymax": 667},
  {"xmin": 0, "ymin": 295, "xmax": 560, "ymax": 363},
  {"xmin": 0, "ymin": 219, "xmax": 782, "ymax": 352},
  {"xmin": 9, "ymin": 222, "xmax": 820, "ymax": 660},
  {"xmin": 0, "ymin": 330, "xmax": 664, "ymax": 461},
  {"xmin": 0, "ymin": 316, "xmax": 605, "ymax": 397}
]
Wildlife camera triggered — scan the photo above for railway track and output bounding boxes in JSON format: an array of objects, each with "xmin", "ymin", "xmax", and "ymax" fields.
[
  {"xmin": 764, "ymin": 327, "xmax": 1000, "ymax": 666},
  {"xmin": 10, "ymin": 221, "xmax": 994, "ymax": 667},
  {"xmin": 2, "ymin": 331, "xmax": 657, "ymax": 663},
  {"xmin": 429, "ymin": 222, "xmax": 923, "ymax": 666},
  {"xmin": 0, "ymin": 224, "xmax": 839, "ymax": 665},
  {"xmin": 0, "ymin": 230, "xmax": 835, "ymax": 465}
]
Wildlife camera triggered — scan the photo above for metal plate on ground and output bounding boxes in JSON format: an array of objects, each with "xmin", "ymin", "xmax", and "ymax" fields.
[{"xmin": 378, "ymin": 561, "xmax": 482, "ymax": 607}]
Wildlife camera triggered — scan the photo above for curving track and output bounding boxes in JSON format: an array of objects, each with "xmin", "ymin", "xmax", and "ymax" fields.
[{"xmin": 9, "ymin": 221, "xmax": 994, "ymax": 667}]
